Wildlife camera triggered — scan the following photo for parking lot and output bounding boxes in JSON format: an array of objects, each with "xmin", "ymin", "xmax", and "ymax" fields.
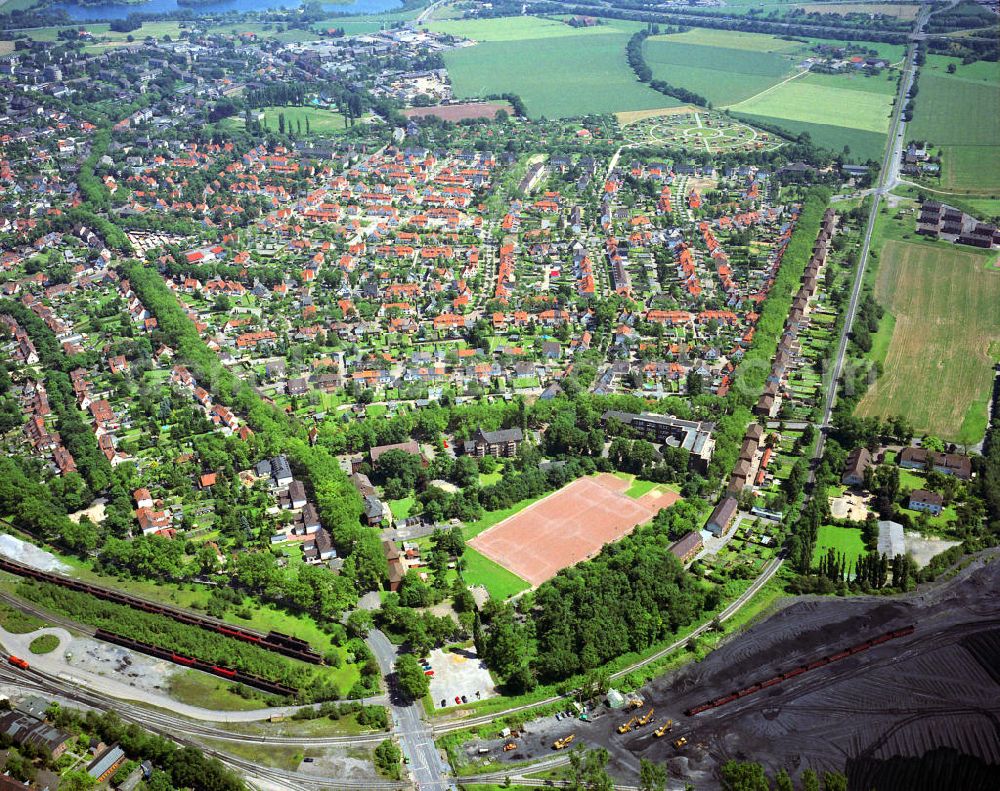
[{"xmin": 426, "ymin": 645, "xmax": 497, "ymax": 710}]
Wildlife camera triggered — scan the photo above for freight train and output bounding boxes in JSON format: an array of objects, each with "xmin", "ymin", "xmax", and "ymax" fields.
[
  {"xmin": 0, "ymin": 557, "xmax": 322, "ymax": 664},
  {"xmin": 685, "ymin": 625, "xmax": 915, "ymax": 716},
  {"xmin": 94, "ymin": 629, "xmax": 298, "ymax": 698}
]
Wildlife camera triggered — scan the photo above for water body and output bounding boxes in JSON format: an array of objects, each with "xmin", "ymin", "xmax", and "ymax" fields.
[{"xmin": 53, "ymin": 0, "xmax": 402, "ymax": 22}]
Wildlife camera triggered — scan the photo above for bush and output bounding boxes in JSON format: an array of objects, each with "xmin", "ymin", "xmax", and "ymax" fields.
[{"xmin": 28, "ymin": 634, "xmax": 60, "ymax": 655}]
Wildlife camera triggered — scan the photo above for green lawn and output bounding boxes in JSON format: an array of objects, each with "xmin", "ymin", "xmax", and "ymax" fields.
[
  {"xmin": 812, "ymin": 524, "xmax": 867, "ymax": 568},
  {"xmin": 856, "ymin": 238, "xmax": 1000, "ymax": 444},
  {"xmin": 477, "ymin": 471, "xmax": 503, "ymax": 487},
  {"xmin": 389, "ymin": 497, "xmax": 415, "ymax": 520},
  {"xmin": 442, "ymin": 23, "xmax": 674, "ymax": 118},
  {"xmin": 256, "ymin": 106, "xmax": 350, "ymax": 135},
  {"xmin": 462, "ymin": 548, "xmax": 530, "ymax": 600},
  {"xmin": 647, "ymin": 27, "xmax": 807, "ymax": 53},
  {"xmin": 0, "ymin": 601, "xmax": 45, "ymax": 634}
]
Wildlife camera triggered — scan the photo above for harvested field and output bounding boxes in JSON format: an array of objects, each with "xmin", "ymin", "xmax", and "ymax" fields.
[
  {"xmin": 468, "ymin": 474, "xmax": 676, "ymax": 586},
  {"xmin": 855, "ymin": 239, "xmax": 1000, "ymax": 443},
  {"xmin": 481, "ymin": 551, "xmax": 1000, "ymax": 789},
  {"xmin": 401, "ymin": 102, "xmax": 509, "ymax": 122}
]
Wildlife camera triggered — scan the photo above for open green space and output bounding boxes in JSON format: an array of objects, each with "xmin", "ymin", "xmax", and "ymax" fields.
[
  {"xmin": 244, "ymin": 106, "xmax": 350, "ymax": 135},
  {"xmin": 168, "ymin": 669, "xmax": 269, "ymax": 712},
  {"xmin": 812, "ymin": 524, "xmax": 867, "ymax": 568},
  {"xmin": 439, "ymin": 16, "xmax": 672, "ymax": 118},
  {"xmin": 908, "ymin": 64, "xmax": 1000, "ymax": 194},
  {"xmin": 0, "ymin": 601, "xmax": 45, "ymax": 634},
  {"xmin": 731, "ymin": 112, "xmax": 887, "ymax": 160},
  {"xmin": 643, "ymin": 37, "xmax": 794, "ymax": 106},
  {"xmin": 729, "ymin": 78, "xmax": 893, "ymax": 132},
  {"xmin": 647, "ymin": 27, "xmax": 807, "ymax": 53},
  {"xmin": 462, "ymin": 548, "xmax": 530, "ymax": 600},
  {"xmin": 856, "ymin": 237, "xmax": 1000, "ymax": 444},
  {"xmin": 430, "ymin": 16, "xmax": 635, "ymax": 42},
  {"xmin": 389, "ymin": 497, "xmax": 415, "ymax": 521},
  {"xmin": 28, "ymin": 633, "xmax": 59, "ymax": 654}
]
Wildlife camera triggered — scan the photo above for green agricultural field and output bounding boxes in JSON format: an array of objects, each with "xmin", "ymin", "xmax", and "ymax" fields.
[
  {"xmin": 443, "ymin": 33, "xmax": 671, "ymax": 118},
  {"xmin": 812, "ymin": 525, "xmax": 867, "ymax": 568},
  {"xmin": 856, "ymin": 239, "xmax": 1000, "ymax": 444},
  {"xmin": 907, "ymin": 60, "xmax": 1000, "ymax": 195},
  {"xmin": 731, "ymin": 113, "xmax": 887, "ymax": 161},
  {"xmin": 647, "ymin": 27, "xmax": 807, "ymax": 53},
  {"xmin": 462, "ymin": 548, "xmax": 530, "ymax": 600},
  {"xmin": 642, "ymin": 38, "xmax": 795, "ymax": 106},
  {"xmin": 908, "ymin": 74, "xmax": 1000, "ymax": 145},
  {"xmin": 800, "ymin": 70, "xmax": 898, "ymax": 96},
  {"xmin": 429, "ymin": 16, "xmax": 633, "ymax": 42},
  {"xmin": 438, "ymin": 16, "xmax": 670, "ymax": 118},
  {"xmin": 729, "ymin": 78, "xmax": 893, "ymax": 133}
]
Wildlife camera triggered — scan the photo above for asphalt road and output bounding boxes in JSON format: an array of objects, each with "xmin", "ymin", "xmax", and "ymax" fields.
[
  {"xmin": 813, "ymin": 7, "xmax": 927, "ymax": 466},
  {"xmin": 368, "ymin": 629, "xmax": 452, "ymax": 791}
]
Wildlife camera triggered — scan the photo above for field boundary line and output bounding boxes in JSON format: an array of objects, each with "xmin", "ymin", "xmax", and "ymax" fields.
[{"xmin": 723, "ymin": 67, "xmax": 810, "ymax": 110}]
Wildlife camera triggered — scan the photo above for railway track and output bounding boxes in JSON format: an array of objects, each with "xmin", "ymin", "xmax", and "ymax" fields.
[
  {"xmin": 432, "ymin": 554, "xmax": 784, "ymax": 735},
  {"xmin": 0, "ymin": 661, "xmax": 402, "ymax": 789},
  {"xmin": 0, "ymin": 557, "xmax": 322, "ymax": 664}
]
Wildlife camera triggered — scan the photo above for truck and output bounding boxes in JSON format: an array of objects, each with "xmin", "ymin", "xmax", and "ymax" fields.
[
  {"xmin": 552, "ymin": 734, "xmax": 576, "ymax": 750},
  {"xmin": 673, "ymin": 736, "xmax": 688, "ymax": 749}
]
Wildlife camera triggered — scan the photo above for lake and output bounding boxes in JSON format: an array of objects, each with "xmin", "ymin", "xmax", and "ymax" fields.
[{"xmin": 53, "ymin": 0, "xmax": 403, "ymax": 22}]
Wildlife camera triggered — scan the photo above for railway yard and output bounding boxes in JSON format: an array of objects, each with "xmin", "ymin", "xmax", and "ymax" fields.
[{"xmin": 466, "ymin": 551, "xmax": 1000, "ymax": 789}]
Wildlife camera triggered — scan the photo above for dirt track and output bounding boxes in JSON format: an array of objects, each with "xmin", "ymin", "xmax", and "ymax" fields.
[{"xmin": 474, "ymin": 552, "xmax": 1000, "ymax": 789}]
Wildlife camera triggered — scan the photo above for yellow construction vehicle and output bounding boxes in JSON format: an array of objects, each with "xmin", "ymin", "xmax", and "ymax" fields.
[
  {"xmin": 653, "ymin": 720, "xmax": 674, "ymax": 738},
  {"xmin": 625, "ymin": 697, "xmax": 644, "ymax": 711},
  {"xmin": 553, "ymin": 734, "xmax": 576, "ymax": 750},
  {"xmin": 637, "ymin": 708, "xmax": 655, "ymax": 727},
  {"xmin": 673, "ymin": 736, "xmax": 688, "ymax": 749},
  {"xmin": 503, "ymin": 742, "xmax": 517, "ymax": 752},
  {"xmin": 617, "ymin": 716, "xmax": 639, "ymax": 734}
]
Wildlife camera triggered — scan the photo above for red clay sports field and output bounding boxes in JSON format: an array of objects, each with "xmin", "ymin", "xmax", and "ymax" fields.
[{"xmin": 468, "ymin": 473, "xmax": 679, "ymax": 587}]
